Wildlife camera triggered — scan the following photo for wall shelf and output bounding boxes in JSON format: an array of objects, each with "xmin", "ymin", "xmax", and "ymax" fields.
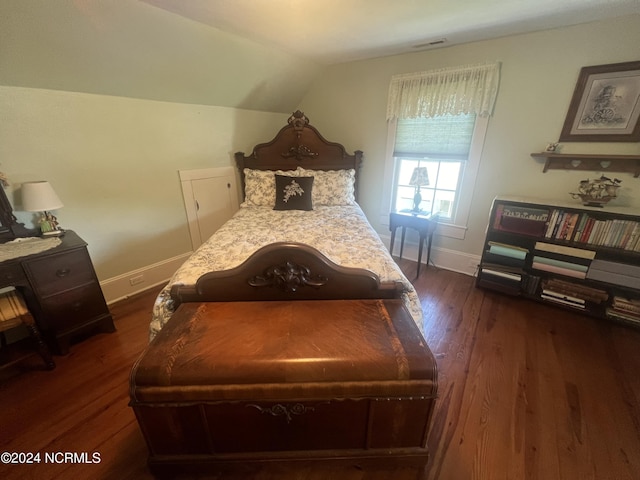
[{"xmin": 531, "ymin": 152, "xmax": 640, "ymax": 177}]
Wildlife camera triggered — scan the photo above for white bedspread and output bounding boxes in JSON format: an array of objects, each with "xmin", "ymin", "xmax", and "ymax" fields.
[{"xmin": 150, "ymin": 205, "xmax": 423, "ymax": 339}]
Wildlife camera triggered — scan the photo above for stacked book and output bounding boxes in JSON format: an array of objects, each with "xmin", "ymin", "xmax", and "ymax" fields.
[
  {"xmin": 540, "ymin": 278, "xmax": 609, "ymax": 310},
  {"xmin": 531, "ymin": 242, "xmax": 596, "ymax": 280},
  {"xmin": 544, "ymin": 210, "xmax": 581, "ymax": 241},
  {"xmin": 607, "ymin": 296, "xmax": 640, "ymax": 326},
  {"xmin": 479, "ymin": 242, "xmax": 528, "ymax": 294},
  {"xmin": 586, "ymin": 259, "xmax": 640, "ymax": 289}
]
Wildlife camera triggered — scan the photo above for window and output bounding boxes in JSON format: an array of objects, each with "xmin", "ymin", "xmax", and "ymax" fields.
[
  {"xmin": 383, "ymin": 62, "xmax": 499, "ymax": 239},
  {"xmin": 384, "ymin": 114, "xmax": 488, "ymax": 239},
  {"xmin": 392, "ymin": 114, "xmax": 475, "ymax": 219}
]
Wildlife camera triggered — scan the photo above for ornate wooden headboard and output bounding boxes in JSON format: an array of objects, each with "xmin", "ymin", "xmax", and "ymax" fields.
[{"xmin": 234, "ymin": 111, "xmax": 363, "ymax": 200}]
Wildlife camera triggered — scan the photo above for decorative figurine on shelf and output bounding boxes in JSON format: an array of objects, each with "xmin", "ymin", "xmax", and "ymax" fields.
[
  {"xmin": 570, "ymin": 175, "xmax": 621, "ymax": 207},
  {"xmin": 545, "ymin": 142, "xmax": 559, "ymax": 152}
]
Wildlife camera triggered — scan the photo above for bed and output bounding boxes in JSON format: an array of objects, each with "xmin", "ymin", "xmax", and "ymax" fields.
[
  {"xmin": 149, "ymin": 111, "xmax": 424, "ymax": 339},
  {"xmin": 132, "ymin": 111, "xmax": 437, "ymax": 471}
]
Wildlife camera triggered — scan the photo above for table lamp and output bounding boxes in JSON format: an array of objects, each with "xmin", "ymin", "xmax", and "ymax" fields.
[
  {"xmin": 21, "ymin": 181, "xmax": 64, "ymax": 236},
  {"xmin": 409, "ymin": 167, "xmax": 429, "ymax": 212}
]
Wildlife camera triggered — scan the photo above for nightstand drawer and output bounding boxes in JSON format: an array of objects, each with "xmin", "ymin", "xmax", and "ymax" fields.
[
  {"xmin": 25, "ymin": 249, "xmax": 96, "ymax": 297},
  {"xmin": 38, "ymin": 283, "xmax": 108, "ymax": 333}
]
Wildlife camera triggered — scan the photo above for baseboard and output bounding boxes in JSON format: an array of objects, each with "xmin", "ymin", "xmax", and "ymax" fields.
[
  {"xmin": 100, "ymin": 252, "xmax": 192, "ymax": 305},
  {"xmin": 379, "ymin": 233, "xmax": 480, "ymax": 277}
]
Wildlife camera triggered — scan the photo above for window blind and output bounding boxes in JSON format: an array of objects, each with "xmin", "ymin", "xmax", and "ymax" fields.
[{"xmin": 393, "ymin": 114, "xmax": 475, "ymax": 159}]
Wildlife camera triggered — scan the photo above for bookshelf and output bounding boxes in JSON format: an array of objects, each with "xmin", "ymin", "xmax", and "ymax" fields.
[{"xmin": 478, "ymin": 195, "xmax": 640, "ymax": 328}]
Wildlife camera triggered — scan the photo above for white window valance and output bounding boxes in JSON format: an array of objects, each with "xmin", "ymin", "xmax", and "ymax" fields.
[{"xmin": 386, "ymin": 62, "xmax": 501, "ymax": 120}]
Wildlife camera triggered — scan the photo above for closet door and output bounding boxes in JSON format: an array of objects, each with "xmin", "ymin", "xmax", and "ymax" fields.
[{"xmin": 180, "ymin": 167, "xmax": 239, "ymax": 250}]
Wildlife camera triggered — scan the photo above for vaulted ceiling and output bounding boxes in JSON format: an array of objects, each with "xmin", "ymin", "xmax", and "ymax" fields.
[
  {"xmin": 2, "ymin": 0, "xmax": 639, "ymax": 112},
  {"xmin": 141, "ymin": 0, "xmax": 640, "ymax": 64}
]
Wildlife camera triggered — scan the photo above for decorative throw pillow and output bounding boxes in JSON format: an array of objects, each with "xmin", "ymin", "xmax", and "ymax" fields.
[
  {"xmin": 296, "ymin": 168, "xmax": 356, "ymax": 206},
  {"xmin": 274, "ymin": 175, "xmax": 314, "ymax": 211},
  {"xmin": 243, "ymin": 169, "xmax": 298, "ymax": 207}
]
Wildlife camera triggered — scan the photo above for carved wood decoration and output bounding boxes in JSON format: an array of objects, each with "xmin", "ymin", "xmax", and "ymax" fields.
[
  {"xmin": 248, "ymin": 259, "xmax": 328, "ymax": 292},
  {"xmin": 234, "ymin": 111, "xmax": 363, "ymax": 200},
  {"xmin": 170, "ymin": 243, "xmax": 402, "ymax": 306}
]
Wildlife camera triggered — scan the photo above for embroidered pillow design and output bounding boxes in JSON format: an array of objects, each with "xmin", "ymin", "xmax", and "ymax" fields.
[{"xmin": 274, "ymin": 175, "xmax": 314, "ymax": 211}]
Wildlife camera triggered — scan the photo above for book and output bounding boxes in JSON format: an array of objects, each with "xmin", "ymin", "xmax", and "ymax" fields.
[
  {"xmin": 578, "ymin": 217, "xmax": 596, "ymax": 243},
  {"xmin": 541, "ymin": 289, "xmax": 585, "ymax": 305},
  {"xmin": 606, "ymin": 308, "xmax": 640, "ymax": 327},
  {"xmin": 531, "ymin": 261, "xmax": 587, "ymax": 279},
  {"xmin": 533, "ymin": 242, "xmax": 596, "ymax": 260},
  {"xmin": 556, "ymin": 212, "xmax": 580, "ymax": 241},
  {"xmin": 495, "ymin": 205, "xmax": 549, "ymax": 236},
  {"xmin": 612, "ymin": 297, "xmax": 640, "ymax": 315},
  {"xmin": 501, "ymin": 205, "xmax": 549, "ymax": 221},
  {"xmin": 540, "ymin": 294, "xmax": 586, "ymax": 309},
  {"xmin": 481, "ymin": 267, "xmax": 522, "ymax": 282},
  {"xmin": 531, "ymin": 249, "xmax": 592, "ymax": 267},
  {"xmin": 532, "ymin": 255, "xmax": 589, "ymax": 273},
  {"xmin": 498, "ymin": 215, "xmax": 547, "ymax": 236},
  {"xmin": 545, "ymin": 209, "xmax": 561, "ymax": 238},
  {"xmin": 586, "ymin": 269, "xmax": 640, "ymax": 289},
  {"xmin": 551, "ymin": 211, "xmax": 565, "ymax": 239},
  {"xmin": 588, "ymin": 259, "xmax": 640, "ymax": 278},
  {"xmin": 542, "ymin": 278, "xmax": 609, "ymax": 303},
  {"xmin": 522, "ymin": 274, "xmax": 541, "ymax": 295},
  {"xmin": 488, "ymin": 242, "xmax": 528, "ymax": 260},
  {"xmin": 483, "ymin": 251, "xmax": 526, "ymax": 268}
]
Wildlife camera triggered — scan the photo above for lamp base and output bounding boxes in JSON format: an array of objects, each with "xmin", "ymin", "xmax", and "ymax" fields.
[{"xmin": 412, "ymin": 189, "xmax": 422, "ymax": 212}]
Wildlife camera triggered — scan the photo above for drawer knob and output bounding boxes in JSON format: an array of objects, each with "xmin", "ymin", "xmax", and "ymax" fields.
[{"xmin": 56, "ymin": 268, "xmax": 71, "ymax": 277}]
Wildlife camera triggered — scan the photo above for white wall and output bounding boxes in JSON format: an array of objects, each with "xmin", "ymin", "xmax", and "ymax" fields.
[
  {"xmin": 0, "ymin": 0, "xmax": 321, "ymax": 112},
  {"xmin": 0, "ymin": 85, "xmax": 287, "ymax": 282},
  {"xmin": 299, "ymin": 15, "xmax": 640, "ymax": 266}
]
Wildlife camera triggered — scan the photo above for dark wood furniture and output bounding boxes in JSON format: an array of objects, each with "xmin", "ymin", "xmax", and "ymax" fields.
[
  {"xmin": 477, "ymin": 196, "xmax": 640, "ymax": 328},
  {"xmin": 171, "ymin": 242, "xmax": 403, "ymax": 305},
  {"xmin": 0, "ymin": 231, "xmax": 115, "ymax": 354},
  {"xmin": 235, "ymin": 110, "xmax": 363, "ymax": 199},
  {"xmin": 130, "ymin": 298, "xmax": 438, "ymax": 474},
  {"xmin": 389, "ymin": 210, "xmax": 438, "ymax": 277}
]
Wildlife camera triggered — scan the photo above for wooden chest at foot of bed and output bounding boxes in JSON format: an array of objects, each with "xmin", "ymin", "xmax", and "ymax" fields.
[{"xmin": 129, "ymin": 299, "xmax": 438, "ymax": 473}]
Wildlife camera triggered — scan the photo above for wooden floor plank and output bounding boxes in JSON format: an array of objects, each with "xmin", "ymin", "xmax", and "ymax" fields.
[{"xmin": 1, "ymin": 262, "xmax": 639, "ymax": 480}]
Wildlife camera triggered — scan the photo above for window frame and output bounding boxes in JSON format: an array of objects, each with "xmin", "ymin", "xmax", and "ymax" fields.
[{"xmin": 380, "ymin": 115, "xmax": 489, "ymax": 240}]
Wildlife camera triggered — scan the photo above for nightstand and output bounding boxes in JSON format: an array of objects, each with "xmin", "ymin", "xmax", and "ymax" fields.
[
  {"xmin": 389, "ymin": 210, "xmax": 438, "ymax": 277},
  {"xmin": 0, "ymin": 231, "xmax": 115, "ymax": 354}
]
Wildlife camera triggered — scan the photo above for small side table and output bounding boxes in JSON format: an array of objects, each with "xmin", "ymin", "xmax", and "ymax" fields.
[{"xmin": 389, "ymin": 210, "xmax": 438, "ymax": 277}]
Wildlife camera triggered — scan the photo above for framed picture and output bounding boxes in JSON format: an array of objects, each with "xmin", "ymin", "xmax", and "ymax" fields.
[{"xmin": 559, "ymin": 60, "xmax": 640, "ymax": 142}]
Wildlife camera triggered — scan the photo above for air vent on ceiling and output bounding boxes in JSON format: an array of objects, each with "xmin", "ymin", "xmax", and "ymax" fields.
[{"xmin": 413, "ymin": 38, "xmax": 448, "ymax": 49}]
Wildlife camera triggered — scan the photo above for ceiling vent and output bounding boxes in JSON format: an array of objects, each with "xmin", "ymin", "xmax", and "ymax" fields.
[{"xmin": 412, "ymin": 38, "xmax": 448, "ymax": 49}]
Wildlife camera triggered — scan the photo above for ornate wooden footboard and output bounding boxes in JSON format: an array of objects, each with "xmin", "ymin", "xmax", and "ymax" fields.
[{"xmin": 170, "ymin": 242, "xmax": 404, "ymax": 306}]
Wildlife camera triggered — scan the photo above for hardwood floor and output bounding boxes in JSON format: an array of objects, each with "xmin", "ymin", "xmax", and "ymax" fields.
[{"xmin": 1, "ymin": 260, "xmax": 639, "ymax": 479}]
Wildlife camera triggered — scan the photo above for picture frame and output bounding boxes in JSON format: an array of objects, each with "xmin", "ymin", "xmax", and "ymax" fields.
[{"xmin": 559, "ymin": 60, "xmax": 640, "ymax": 142}]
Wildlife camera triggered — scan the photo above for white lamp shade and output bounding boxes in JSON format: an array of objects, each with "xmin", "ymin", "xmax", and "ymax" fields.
[
  {"xmin": 21, "ymin": 181, "xmax": 64, "ymax": 212},
  {"xmin": 409, "ymin": 167, "xmax": 430, "ymax": 187}
]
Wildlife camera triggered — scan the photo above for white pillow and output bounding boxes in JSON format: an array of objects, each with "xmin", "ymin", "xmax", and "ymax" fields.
[
  {"xmin": 243, "ymin": 169, "xmax": 298, "ymax": 207},
  {"xmin": 297, "ymin": 167, "xmax": 356, "ymax": 206}
]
